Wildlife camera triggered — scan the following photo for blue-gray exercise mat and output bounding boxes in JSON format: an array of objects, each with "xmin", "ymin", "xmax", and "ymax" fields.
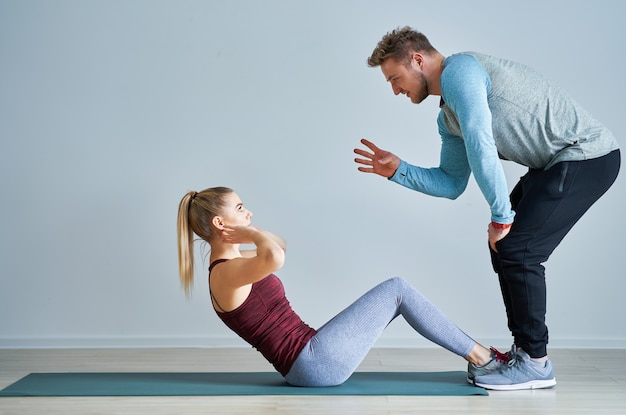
[{"xmin": 0, "ymin": 371, "xmax": 487, "ymax": 396}]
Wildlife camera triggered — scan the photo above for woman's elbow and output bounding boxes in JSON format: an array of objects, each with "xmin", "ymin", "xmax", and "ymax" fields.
[{"xmin": 266, "ymin": 246, "xmax": 286, "ymax": 270}]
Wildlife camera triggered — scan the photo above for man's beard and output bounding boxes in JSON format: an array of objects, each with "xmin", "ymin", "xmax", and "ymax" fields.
[{"xmin": 410, "ymin": 71, "xmax": 429, "ymax": 104}]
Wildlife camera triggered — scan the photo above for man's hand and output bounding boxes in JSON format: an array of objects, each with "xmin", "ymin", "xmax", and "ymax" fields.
[
  {"xmin": 353, "ymin": 138, "xmax": 401, "ymax": 178},
  {"xmin": 488, "ymin": 223, "xmax": 511, "ymax": 252}
]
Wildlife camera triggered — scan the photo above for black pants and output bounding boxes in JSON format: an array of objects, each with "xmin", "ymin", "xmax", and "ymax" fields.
[{"xmin": 490, "ymin": 150, "xmax": 620, "ymax": 358}]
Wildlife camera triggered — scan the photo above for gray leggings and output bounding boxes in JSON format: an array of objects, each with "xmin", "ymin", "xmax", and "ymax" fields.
[{"xmin": 284, "ymin": 277, "xmax": 476, "ymax": 386}]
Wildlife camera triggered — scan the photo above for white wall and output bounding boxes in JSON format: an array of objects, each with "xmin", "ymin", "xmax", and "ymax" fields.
[{"xmin": 1, "ymin": 0, "xmax": 624, "ymax": 349}]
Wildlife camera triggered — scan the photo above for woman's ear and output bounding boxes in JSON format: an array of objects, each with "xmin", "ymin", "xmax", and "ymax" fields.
[{"xmin": 212, "ymin": 216, "xmax": 224, "ymax": 230}]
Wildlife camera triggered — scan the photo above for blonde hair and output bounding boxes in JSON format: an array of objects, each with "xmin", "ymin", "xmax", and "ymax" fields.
[{"xmin": 176, "ymin": 186, "xmax": 233, "ymax": 296}]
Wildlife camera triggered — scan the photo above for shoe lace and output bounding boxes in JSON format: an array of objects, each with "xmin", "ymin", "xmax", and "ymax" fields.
[{"xmin": 490, "ymin": 347, "xmax": 511, "ymax": 363}]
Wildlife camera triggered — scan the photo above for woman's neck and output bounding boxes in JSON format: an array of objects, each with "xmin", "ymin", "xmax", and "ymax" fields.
[{"xmin": 209, "ymin": 242, "xmax": 241, "ymax": 263}]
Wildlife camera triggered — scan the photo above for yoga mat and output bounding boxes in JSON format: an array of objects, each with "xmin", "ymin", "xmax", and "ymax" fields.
[{"xmin": 0, "ymin": 371, "xmax": 487, "ymax": 396}]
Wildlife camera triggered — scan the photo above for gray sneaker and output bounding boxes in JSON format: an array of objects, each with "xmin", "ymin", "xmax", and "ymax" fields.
[
  {"xmin": 473, "ymin": 349, "xmax": 557, "ymax": 391},
  {"xmin": 467, "ymin": 345, "xmax": 514, "ymax": 384}
]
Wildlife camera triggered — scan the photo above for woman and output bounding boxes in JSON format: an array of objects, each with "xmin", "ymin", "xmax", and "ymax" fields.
[{"xmin": 177, "ymin": 186, "xmax": 509, "ymax": 387}]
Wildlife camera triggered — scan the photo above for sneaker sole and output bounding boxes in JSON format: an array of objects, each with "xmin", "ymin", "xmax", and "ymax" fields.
[{"xmin": 474, "ymin": 378, "xmax": 557, "ymax": 391}]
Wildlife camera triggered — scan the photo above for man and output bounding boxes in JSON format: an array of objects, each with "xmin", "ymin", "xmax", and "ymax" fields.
[{"xmin": 354, "ymin": 26, "xmax": 620, "ymax": 391}]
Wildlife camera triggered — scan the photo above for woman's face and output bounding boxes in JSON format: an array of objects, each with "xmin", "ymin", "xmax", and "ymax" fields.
[{"xmin": 220, "ymin": 192, "xmax": 253, "ymax": 226}]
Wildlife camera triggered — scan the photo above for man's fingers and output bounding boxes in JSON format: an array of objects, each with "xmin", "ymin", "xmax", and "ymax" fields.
[
  {"xmin": 354, "ymin": 147, "xmax": 374, "ymax": 158},
  {"xmin": 354, "ymin": 157, "xmax": 373, "ymax": 166},
  {"xmin": 359, "ymin": 138, "xmax": 380, "ymax": 152}
]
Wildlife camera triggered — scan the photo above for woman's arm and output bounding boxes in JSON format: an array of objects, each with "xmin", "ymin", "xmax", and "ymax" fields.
[
  {"xmin": 220, "ymin": 226, "xmax": 286, "ymax": 287},
  {"xmin": 262, "ymin": 229, "xmax": 286, "ymax": 252},
  {"xmin": 239, "ymin": 228, "xmax": 286, "ymax": 257}
]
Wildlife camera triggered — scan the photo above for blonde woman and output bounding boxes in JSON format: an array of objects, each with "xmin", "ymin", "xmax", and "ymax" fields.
[{"xmin": 177, "ymin": 186, "xmax": 509, "ymax": 387}]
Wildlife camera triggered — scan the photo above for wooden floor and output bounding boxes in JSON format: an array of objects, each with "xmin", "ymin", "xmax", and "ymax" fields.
[{"xmin": 0, "ymin": 347, "xmax": 625, "ymax": 414}]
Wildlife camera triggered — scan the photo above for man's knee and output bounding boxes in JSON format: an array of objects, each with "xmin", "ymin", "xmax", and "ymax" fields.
[{"xmin": 496, "ymin": 238, "xmax": 549, "ymax": 280}]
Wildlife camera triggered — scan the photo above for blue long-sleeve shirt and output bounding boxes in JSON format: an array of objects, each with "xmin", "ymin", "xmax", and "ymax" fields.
[{"xmin": 390, "ymin": 52, "xmax": 618, "ymax": 224}]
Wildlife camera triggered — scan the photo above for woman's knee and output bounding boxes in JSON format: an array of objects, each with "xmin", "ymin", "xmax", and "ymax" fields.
[
  {"xmin": 379, "ymin": 276, "xmax": 413, "ymax": 293},
  {"xmin": 385, "ymin": 276, "xmax": 408, "ymax": 286}
]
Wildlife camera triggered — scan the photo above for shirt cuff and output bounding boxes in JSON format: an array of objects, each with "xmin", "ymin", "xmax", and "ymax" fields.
[{"xmin": 388, "ymin": 160, "xmax": 407, "ymax": 183}]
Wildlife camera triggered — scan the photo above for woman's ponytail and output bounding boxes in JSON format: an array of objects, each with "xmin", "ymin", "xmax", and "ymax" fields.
[{"xmin": 177, "ymin": 191, "xmax": 196, "ymax": 297}]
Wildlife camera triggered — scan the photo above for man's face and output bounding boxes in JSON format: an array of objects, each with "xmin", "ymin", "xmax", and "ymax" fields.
[{"xmin": 380, "ymin": 56, "xmax": 429, "ymax": 104}]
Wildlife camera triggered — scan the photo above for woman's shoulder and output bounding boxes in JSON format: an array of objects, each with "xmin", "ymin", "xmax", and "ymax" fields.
[{"xmin": 209, "ymin": 258, "xmax": 229, "ymax": 272}]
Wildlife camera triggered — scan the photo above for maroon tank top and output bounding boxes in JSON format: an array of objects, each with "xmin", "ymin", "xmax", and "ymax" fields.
[{"xmin": 209, "ymin": 259, "xmax": 317, "ymax": 376}]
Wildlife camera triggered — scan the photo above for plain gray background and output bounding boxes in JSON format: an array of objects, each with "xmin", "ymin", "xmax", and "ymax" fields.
[{"xmin": 1, "ymin": 0, "xmax": 624, "ymax": 349}]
